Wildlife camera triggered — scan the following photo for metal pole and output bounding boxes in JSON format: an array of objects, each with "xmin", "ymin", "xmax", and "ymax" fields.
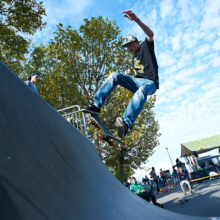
[{"xmin": 166, "ymin": 147, "xmax": 174, "ymax": 167}]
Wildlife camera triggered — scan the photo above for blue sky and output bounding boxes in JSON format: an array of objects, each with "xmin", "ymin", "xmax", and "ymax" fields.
[{"xmin": 32, "ymin": 0, "xmax": 220, "ymax": 172}]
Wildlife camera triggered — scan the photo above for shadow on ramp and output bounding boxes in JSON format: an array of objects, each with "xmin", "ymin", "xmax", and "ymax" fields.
[{"xmin": 0, "ymin": 62, "xmax": 211, "ymax": 219}]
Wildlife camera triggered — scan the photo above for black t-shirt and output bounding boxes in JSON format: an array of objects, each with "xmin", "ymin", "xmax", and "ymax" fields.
[
  {"xmin": 132, "ymin": 38, "xmax": 159, "ymax": 89},
  {"xmin": 176, "ymin": 161, "xmax": 183, "ymax": 168}
]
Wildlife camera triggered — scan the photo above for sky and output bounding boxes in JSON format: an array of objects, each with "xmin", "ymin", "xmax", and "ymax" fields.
[{"xmin": 32, "ymin": 0, "xmax": 220, "ymax": 176}]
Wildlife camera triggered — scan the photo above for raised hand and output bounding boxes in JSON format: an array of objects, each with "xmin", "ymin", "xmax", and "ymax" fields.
[
  {"xmin": 122, "ymin": 9, "xmax": 154, "ymax": 41},
  {"xmin": 122, "ymin": 10, "xmax": 138, "ymax": 21}
]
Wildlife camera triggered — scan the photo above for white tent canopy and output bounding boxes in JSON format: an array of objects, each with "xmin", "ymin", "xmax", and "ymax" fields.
[{"xmin": 180, "ymin": 134, "xmax": 220, "ymax": 157}]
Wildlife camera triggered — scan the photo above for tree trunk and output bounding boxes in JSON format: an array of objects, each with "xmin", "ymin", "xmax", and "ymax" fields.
[
  {"xmin": 119, "ymin": 162, "xmax": 124, "ymax": 183},
  {"xmin": 94, "ymin": 133, "xmax": 102, "ymax": 159},
  {"xmin": 119, "ymin": 148, "xmax": 125, "ymax": 183}
]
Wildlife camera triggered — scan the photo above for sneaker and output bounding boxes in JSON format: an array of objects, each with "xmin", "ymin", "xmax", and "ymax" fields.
[
  {"xmin": 190, "ymin": 190, "xmax": 193, "ymax": 194},
  {"xmin": 81, "ymin": 105, "xmax": 100, "ymax": 115},
  {"xmin": 115, "ymin": 117, "xmax": 128, "ymax": 138}
]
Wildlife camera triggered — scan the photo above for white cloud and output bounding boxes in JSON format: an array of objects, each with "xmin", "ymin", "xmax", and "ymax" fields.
[
  {"xmin": 194, "ymin": 44, "xmax": 210, "ymax": 57},
  {"xmin": 203, "ymin": 87, "xmax": 220, "ymax": 101},
  {"xmin": 177, "ymin": 0, "xmax": 191, "ymax": 22},
  {"xmin": 207, "ymin": 53, "xmax": 220, "ymax": 68},
  {"xmin": 150, "ymin": 9, "xmax": 158, "ymax": 24},
  {"xmin": 156, "ymin": 78, "xmax": 177, "ymax": 104},
  {"xmin": 160, "ymin": 0, "xmax": 174, "ymax": 20},
  {"xmin": 31, "ymin": 0, "xmax": 93, "ymax": 44},
  {"xmin": 211, "ymin": 56, "xmax": 220, "ymax": 67},
  {"xmin": 174, "ymin": 64, "xmax": 207, "ymax": 84},
  {"xmin": 171, "ymin": 33, "xmax": 182, "ymax": 51},
  {"xmin": 202, "ymin": 73, "xmax": 220, "ymax": 91},
  {"xmin": 182, "ymin": 29, "xmax": 201, "ymax": 49},
  {"xmin": 168, "ymin": 84, "xmax": 194, "ymax": 99},
  {"xmin": 213, "ymin": 38, "xmax": 220, "ymax": 51},
  {"xmin": 157, "ymin": 52, "xmax": 176, "ymax": 67},
  {"xmin": 162, "ymin": 52, "xmax": 193, "ymax": 75},
  {"xmin": 44, "ymin": 0, "xmax": 92, "ymax": 22},
  {"xmin": 155, "ymin": 89, "xmax": 220, "ymax": 161},
  {"xmin": 201, "ymin": 0, "xmax": 220, "ymax": 32},
  {"xmin": 177, "ymin": 0, "xmax": 204, "ymax": 24}
]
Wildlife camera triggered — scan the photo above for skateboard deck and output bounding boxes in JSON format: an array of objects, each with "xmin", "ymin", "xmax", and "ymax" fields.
[
  {"xmin": 177, "ymin": 196, "xmax": 189, "ymax": 204},
  {"xmin": 89, "ymin": 114, "xmax": 123, "ymax": 145}
]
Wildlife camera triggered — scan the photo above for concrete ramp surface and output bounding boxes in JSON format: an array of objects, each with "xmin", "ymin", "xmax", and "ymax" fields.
[{"xmin": 0, "ymin": 62, "xmax": 210, "ymax": 220}]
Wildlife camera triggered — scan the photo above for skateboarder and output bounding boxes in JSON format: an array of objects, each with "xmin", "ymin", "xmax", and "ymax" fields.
[
  {"xmin": 177, "ymin": 167, "xmax": 193, "ymax": 195},
  {"xmin": 82, "ymin": 9, "xmax": 159, "ymax": 138}
]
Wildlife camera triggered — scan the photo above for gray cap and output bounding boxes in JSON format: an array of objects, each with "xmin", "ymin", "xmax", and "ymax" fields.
[
  {"xmin": 123, "ymin": 34, "xmax": 138, "ymax": 47},
  {"xmin": 28, "ymin": 72, "xmax": 40, "ymax": 81}
]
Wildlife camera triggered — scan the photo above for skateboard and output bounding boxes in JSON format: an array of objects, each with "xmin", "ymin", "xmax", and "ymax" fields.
[
  {"xmin": 177, "ymin": 196, "xmax": 189, "ymax": 204},
  {"xmin": 88, "ymin": 114, "xmax": 123, "ymax": 145}
]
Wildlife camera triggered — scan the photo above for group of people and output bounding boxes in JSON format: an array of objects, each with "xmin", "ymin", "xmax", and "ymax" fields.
[
  {"xmin": 173, "ymin": 159, "xmax": 193, "ymax": 195},
  {"xmin": 129, "ymin": 176, "xmax": 164, "ymax": 208},
  {"xmin": 127, "ymin": 158, "xmax": 194, "ymax": 204},
  {"xmin": 125, "ymin": 160, "xmax": 191, "ymax": 208},
  {"xmin": 171, "ymin": 158, "xmax": 217, "ymax": 195},
  {"xmin": 124, "ymin": 166, "xmax": 173, "ymax": 209},
  {"xmin": 200, "ymin": 160, "xmax": 215, "ymax": 169},
  {"xmin": 149, "ymin": 167, "xmax": 174, "ymax": 194}
]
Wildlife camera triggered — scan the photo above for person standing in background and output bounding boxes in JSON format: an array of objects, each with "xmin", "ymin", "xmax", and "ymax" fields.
[
  {"xmin": 149, "ymin": 167, "xmax": 160, "ymax": 194},
  {"xmin": 160, "ymin": 168, "xmax": 167, "ymax": 186},
  {"xmin": 25, "ymin": 72, "xmax": 40, "ymax": 94}
]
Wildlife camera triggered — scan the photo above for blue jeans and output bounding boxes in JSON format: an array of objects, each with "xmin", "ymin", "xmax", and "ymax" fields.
[
  {"xmin": 94, "ymin": 72, "xmax": 157, "ymax": 130},
  {"xmin": 154, "ymin": 179, "xmax": 160, "ymax": 192}
]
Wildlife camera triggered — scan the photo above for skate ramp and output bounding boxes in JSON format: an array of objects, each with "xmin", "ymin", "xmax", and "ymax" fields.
[{"xmin": 0, "ymin": 61, "xmax": 210, "ymax": 220}]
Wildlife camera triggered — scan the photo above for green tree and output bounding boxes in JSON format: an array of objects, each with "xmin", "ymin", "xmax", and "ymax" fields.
[
  {"xmin": 20, "ymin": 42, "xmax": 80, "ymax": 110},
  {"xmin": 46, "ymin": 17, "xmax": 130, "ymax": 107},
  {"xmin": 30, "ymin": 17, "xmax": 130, "ymax": 110},
  {"xmin": 0, "ymin": 0, "xmax": 46, "ymax": 72}
]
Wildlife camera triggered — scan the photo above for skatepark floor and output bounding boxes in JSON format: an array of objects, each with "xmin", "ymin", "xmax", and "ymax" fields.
[{"xmin": 155, "ymin": 178, "xmax": 220, "ymax": 218}]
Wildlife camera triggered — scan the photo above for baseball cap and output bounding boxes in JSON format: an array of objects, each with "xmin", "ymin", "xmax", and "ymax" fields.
[
  {"xmin": 28, "ymin": 72, "xmax": 40, "ymax": 81},
  {"xmin": 122, "ymin": 34, "xmax": 138, "ymax": 47}
]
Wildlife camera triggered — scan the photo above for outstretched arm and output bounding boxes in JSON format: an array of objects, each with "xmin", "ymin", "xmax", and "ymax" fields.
[{"xmin": 122, "ymin": 9, "xmax": 154, "ymax": 42}]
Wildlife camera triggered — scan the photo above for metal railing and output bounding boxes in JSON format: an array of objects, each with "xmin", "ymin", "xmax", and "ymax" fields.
[{"xmin": 58, "ymin": 105, "xmax": 89, "ymax": 138}]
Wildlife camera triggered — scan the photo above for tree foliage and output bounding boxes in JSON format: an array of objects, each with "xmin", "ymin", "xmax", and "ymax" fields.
[
  {"xmin": 28, "ymin": 17, "xmax": 131, "ymax": 110},
  {"xmin": 45, "ymin": 17, "xmax": 130, "ymax": 107},
  {"xmin": 0, "ymin": 0, "xmax": 46, "ymax": 72}
]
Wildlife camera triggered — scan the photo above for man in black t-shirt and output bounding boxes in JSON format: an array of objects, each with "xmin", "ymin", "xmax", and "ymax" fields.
[{"xmin": 82, "ymin": 9, "xmax": 159, "ymax": 138}]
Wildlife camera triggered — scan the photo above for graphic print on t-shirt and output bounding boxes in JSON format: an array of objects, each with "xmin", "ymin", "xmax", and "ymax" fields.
[{"xmin": 134, "ymin": 57, "xmax": 144, "ymax": 74}]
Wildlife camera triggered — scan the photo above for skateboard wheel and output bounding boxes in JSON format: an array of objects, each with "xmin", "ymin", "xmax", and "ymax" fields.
[
  {"xmin": 88, "ymin": 120, "xmax": 92, "ymax": 124},
  {"xmin": 99, "ymin": 134, "xmax": 103, "ymax": 139}
]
